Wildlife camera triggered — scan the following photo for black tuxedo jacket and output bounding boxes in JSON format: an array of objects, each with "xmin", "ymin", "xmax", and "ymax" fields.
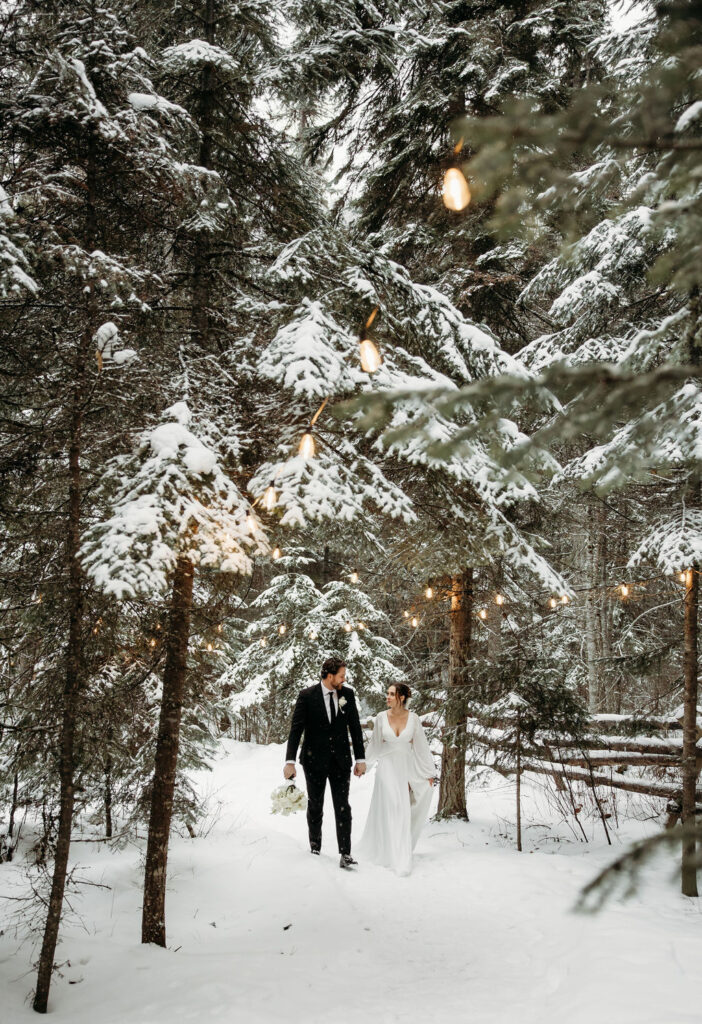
[{"xmin": 285, "ymin": 684, "xmax": 366, "ymax": 772}]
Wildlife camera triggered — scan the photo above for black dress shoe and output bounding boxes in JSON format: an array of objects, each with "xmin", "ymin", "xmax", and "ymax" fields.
[
  {"xmin": 310, "ymin": 848, "xmax": 320, "ymax": 856},
  {"xmin": 339, "ymin": 854, "xmax": 358, "ymax": 870}
]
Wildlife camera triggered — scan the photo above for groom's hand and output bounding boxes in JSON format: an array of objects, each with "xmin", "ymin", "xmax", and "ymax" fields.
[
  {"xmin": 354, "ymin": 762, "xmax": 366, "ymax": 777},
  {"xmin": 283, "ymin": 764, "xmax": 296, "ymax": 780}
]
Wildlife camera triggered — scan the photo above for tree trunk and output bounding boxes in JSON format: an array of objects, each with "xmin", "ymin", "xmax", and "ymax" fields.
[
  {"xmin": 190, "ymin": 0, "xmax": 216, "ymax": 350},
  {"xmin": 142, "ymin": 555, "xmax": 194, "ymax": 946},
  {"xmin": 516, "ymin": 711, "xmax": 522, "ymax": 852},
  {"xmin": 584, "ymin": 495, "xmax": 608, "ymax": 711},
  {"xmin": 104, "ymin": 755, "xmax": 113, "ymax": 840},
  {"xmin": 682, "ymin": 287, "xmax": 700, "ymax": 897},
  {"xmin": 437, "ymin": 570, "xmax": 472, "ymax": 819},
  {"xmin": 681, "ymin": 564, "xmax": 700, "ymax": 897},
  {"xmin": 33, "ymin": 355, "xmax": 87, "ymax": 1013}
]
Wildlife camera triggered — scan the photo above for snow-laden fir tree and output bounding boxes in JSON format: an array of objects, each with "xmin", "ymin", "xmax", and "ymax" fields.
[{"xmin": 222, "ymin": 551, "xmax": 404, "ymax": 739}]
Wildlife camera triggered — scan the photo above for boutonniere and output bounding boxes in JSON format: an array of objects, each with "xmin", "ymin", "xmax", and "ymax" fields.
[{"xmin": 338, "ymin": 697, "xmax": 347, "ymax": 711}]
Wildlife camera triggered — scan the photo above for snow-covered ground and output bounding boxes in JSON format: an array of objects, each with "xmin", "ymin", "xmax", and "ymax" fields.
[{"xmin": 1, "ymin": 740, "xmax": 700, "ymax": 1023}]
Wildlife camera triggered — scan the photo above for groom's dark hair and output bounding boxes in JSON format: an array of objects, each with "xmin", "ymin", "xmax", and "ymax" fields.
[{"xmin": 321, "ymin": 656, "xmax": 346, "ymax": 680}]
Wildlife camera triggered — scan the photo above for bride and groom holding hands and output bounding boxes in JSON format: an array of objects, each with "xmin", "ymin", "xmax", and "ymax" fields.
[{"xmin": 283, "ymin": 656, "xmax": 437, "ymax": 876}]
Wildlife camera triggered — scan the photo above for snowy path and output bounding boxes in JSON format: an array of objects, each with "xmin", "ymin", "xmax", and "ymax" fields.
[{"xmin": 1, "ymin": 740, "xmax": 700, "ymax": 1023}]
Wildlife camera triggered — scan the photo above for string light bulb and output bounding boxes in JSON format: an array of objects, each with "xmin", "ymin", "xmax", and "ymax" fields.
[
  {"xmin": 260, "ymin": 637, "xmax": 267, "ymax": 647},
  {"xmin": 478, "ymin": 608, "xmax": 487, "ymax": 620},
  {"xmin": 262, "ymin": 484, "xmax": 277, "ymax": 512},
  {"xmin": 150, "ymin": 638, "xmax": 157, "ymax": 648},
  {"xmin": 272, "ymin": 547, "xmax": 281, "ymax": 560},
  {"xmin": 561, "ymin": 594, "xmax": 569, "ymax": 604},
  {"xmin": 403, "ymin": 610, "xmax": 410, "ymax": 619},
  {"xmin": 425, "ymin": 586, "xmax": 434, "ymax": 599},
  {"xmin": 206, "ymin": 642, "xmax": 213, "ymax": 652},
  {"xmin": 310, "ymin": 630, "xmax": 318, "ymax": 640},
  {"xmin": 620, "ymin": 584, "xmax": 630, "ymax": 598},
  {"xmin": 442, "ymin": 168, "xmax": 471, "ymax": 211},
  {"xmin": 360, "ymin": 339, "xmax": 382, "ymax": 374},
  {"xmin": 358, "ymin": 621, "xmax": 367, "ymax": 630},
  {"xmin": 549, "ymin": 597, "xmax": 557, "ymax": 609},
  {"xmin": 495, "ymin": 594, "xmax": 505, "ymax": 606},
  {"xmin": 679, "ymin": 570, "xmax": 687, "ymax": 583},
  {"xmin": 344, "ymin": 621, "xmax": 352, "ymax": 632},
  {"xmin": 216, "ymin": 624, "xmax": 223, "ymax": 633},
  {"xmin": 299, "ymin": 433, "xmax": 315, "ymax": 460},
  {"xmin": 278, "ymin": 624, "xmax": 287, "ymax": 635},
  {"xmin": 350, "ymin": 571, "xmax": 359, "ymax": 583},
  {"xmin": 411, "ymin": 616, "xmax": 418, "ymax": 628}
]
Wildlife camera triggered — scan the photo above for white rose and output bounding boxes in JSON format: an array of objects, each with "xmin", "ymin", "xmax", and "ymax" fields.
[{"xmin": 339, "ymin": 697, "xmax": 347, "ymax": 708}]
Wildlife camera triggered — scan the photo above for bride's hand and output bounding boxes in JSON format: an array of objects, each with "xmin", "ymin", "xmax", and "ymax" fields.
[{"xmin": 428, "ymin": 778, "xmax": 435, "ymax": 787}]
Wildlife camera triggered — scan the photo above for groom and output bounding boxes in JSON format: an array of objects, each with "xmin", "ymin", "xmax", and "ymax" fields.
[{"xmin": 284, "ymin": 656, "xmax": 366, "ymax": 869}]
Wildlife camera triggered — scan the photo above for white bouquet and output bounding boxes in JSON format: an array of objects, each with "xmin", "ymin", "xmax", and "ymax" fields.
[{"xmin": 271, "ymin": 782, "xmax": 308, "ymax": 816}]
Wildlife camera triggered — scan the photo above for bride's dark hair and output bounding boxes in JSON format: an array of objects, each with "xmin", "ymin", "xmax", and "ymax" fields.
[{"xmin": 392, "ymin": 682, "xmax": 411, "ymax": 706}]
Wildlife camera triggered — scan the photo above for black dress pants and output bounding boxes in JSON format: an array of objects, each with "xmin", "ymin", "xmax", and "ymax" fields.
[{"xmin": 303, "ymin": 759, "xmax": 352, "ymax": 855}]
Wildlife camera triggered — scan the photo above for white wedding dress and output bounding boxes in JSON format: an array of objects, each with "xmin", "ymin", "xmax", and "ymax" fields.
[{"xmin": 358, "ymin": 710, "xmax": 436, "ymax": 876}]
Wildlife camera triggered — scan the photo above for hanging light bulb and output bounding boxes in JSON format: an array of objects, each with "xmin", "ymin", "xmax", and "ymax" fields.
[
  {"xmin": 262, "ymin": 483, "xmax": 277, "ymax": 512},
  {"xmin": 278, "ymin": 624, "xmax": 287, "ymax": 635},
  {"xmin": 272, "ymin": 546, "xmax": 282, "ymax": 560},
  {"xmin": 260, "ymin": 637, "xmax": 267, "ymax": 647},
  {"xmin": 425, "ymin": 586, "xmax": 434, "ymax": 600},
  {"xmin": 411, "ymin": 616, "xmax": 418, "ymax": 628},
  {"xmin": 150, "ymin": 638, "xmax": 157, "ymax": 648},
  {"xmin": 359, "ymin": 338, "xmax": 382, "ymax": 374},
  {"xmin": 216, "ymin": 624, "xmax": 223, "ymax": 633},
  {"xmin": 620, "ymin": 584, "xmax": 630, "ymax": 598},
  {"xmin": 358, "ymin": 621, "xmax": 367, "ymax": 630},
  {"xmin": 478, "ymin": 608, "xmax": 487, "ymax": 620},
  {"xmin": 403, "ymin": 610, "xmax": 410, "ymax": 619},
  {"xmin": 344, "ymin": 621, "xmax": 352, "ymax": 632},
  {"xmin": 549, "ymin": 597, "xmax": 557, "ymax": 609},
  {"xmin": 442, "ymin": 167, "xmax": 471, "ymax": 212},
  {"xmin": 310, "ymin": 630, "xmax": 318, "ymax": 640},
  {"xmin": 299, "ymin": 433, "xmax": 315, "ymax": 459},
  {"xmin": 561, "ymin": 594, "xmax": 569, "ymax": 604},
  {"xmin": 246, "ymin": 512, "xmax": 257, "ymax": 531},
  {"xmin": 350, "ymin": 571, "xmax": 359, "ymax": 583},
  {"xmin": 495, "ymin": 594, "xmax": 505, "ymax": 606},
  {"xmin": 206, "ymin": 642, "xmax": 213, "ymax": 652}
]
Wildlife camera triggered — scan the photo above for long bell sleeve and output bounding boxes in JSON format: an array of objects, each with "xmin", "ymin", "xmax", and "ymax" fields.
[
  {"xmin": 364, "ymin": 714, "xmax": 385, "ymax": 766},
  {"xmin": 410, "ymin": 713, "xmax": 436, "ymax": 779}
]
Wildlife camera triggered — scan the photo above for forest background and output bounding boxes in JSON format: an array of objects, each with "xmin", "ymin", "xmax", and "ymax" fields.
[{"xmin": 1, "ymin": 0, "xmax": 701, "ymax": 1015}]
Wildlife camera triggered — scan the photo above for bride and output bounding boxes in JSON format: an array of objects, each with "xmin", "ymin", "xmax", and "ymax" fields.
[{"xmin": 358, "ymin": 682, "xmax": 436, "ymax": 876}]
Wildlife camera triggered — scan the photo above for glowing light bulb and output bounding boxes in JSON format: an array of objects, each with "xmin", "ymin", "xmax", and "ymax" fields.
[
  {"xmin": 279, "ymin": 624, "xmax": 287, "ymax": 635},
  {"xmin": 478, "ymin": 608, "xmax": 487, "ymax": 620},
  {"xmin": 310, "ymin": 630, "xmax": 318, "ymax": 640},
  {"xmin": 561, "ymin": 594, "xmax": 569, "ymax": 604},
  {"xmin": 620, "ymin": 585, "xmax": 629, "ymax": 598},
  {"xmin": 495, "ymin": 594, "xmax": 505, "ymax": 606},
  {"xmin": 403, "ymin": 610, "xmax": 410, "ymax": 619},
  {"xmin": 299, "ymin": 433, "xmax": 315, "ymax": 459},
  {"xmin": 272, "ymin": 547, "xmax": 281, "ymax": 560},
  {"xmin": 246, "ymin": 513, "xmax": 256, "ymax": 531},
  {"xmin": 216, "ymin": 624, "xmax": 223, "ymax": 633},
  {"xmin": 260, "ymin": 637, "xmax": 267, "ymax": 647},
  {"xmin": 150, "ymin": 639, "xmax": 157, "ymax": 648},
  {"xmin": 344, "ymin": 622, "xmax": 352, "ymax": 632},
  {"xmin": 350, "ymin": 571, "xmax": 359, "ymax": 583},
  {"xmin": 359, "ymin": 338, "xmax": 381, "ymax": 373},
  {"xmin": 411, "ymin": 616, "xmax": 418, "ymax": 628},
  {"xmin": 358, "ymin": 622, "xmax": 366, "ymax": 630},
  {"xmin": 425, "ymin": 586, "xmax": 434, "ymax": 599},
  {"xmin": 442, "ymin": 167, "xmax": 471, "ymax": 212},
  {"xmin": 262, "ymin": 484, "xmax": 277, "ymax": 512},
  {"xmin": 549, "ymin": 597, "xmax": 557, "ymax": 609}
]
